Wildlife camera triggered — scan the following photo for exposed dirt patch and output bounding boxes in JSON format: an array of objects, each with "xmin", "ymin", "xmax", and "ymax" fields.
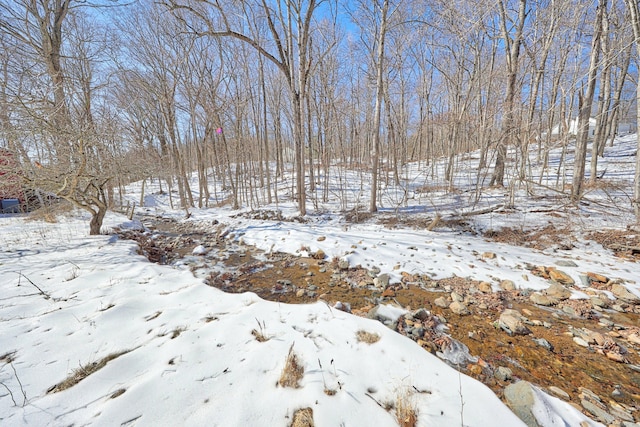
[
  {"xmin": 484, "ymin": 225, "xmax": 574, "ymax": 250},
  {"xmin": 586, "ymin": 230, "xmax": 640, "ymax": 261}
]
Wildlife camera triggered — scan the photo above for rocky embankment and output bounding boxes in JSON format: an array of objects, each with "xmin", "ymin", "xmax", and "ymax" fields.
[{"xmin": 118, "ymin": 220, "xmax": 640, "ymax": 427}]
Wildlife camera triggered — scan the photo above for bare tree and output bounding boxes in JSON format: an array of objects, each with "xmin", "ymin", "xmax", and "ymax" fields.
[
  {"xmin": 0, "ymin": 0, "xmax": 117, "ymax": 234},
  {"xmin": 572, "ymin": 0, "xmax": 606, "ymax": 201},
  {"xmin": 623, "ymin": 0, "xmax": 640, "ymax": 217},
  {"xmin": 163, "ymin": 0, "xmax": 335, "ymax": 216}
]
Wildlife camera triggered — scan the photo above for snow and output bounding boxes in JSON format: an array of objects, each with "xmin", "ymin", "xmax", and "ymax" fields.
[{"xmin": 3, "ymin": 135, "xmax": 639, "ymax": 426}]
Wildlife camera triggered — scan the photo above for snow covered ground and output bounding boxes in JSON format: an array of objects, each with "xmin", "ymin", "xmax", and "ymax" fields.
[{"xmin": 2, "ymin": 137, "xmax": 639, "ymax": 426}]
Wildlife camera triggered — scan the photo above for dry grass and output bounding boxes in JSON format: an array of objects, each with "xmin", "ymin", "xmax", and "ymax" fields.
[
  {"xmin": 252, "ymin": 328, "xmax": 269, "ymax": 342},
  {"xmin": 278, "ymin": 344, "xmax": 304, "ymax": 388},
  {"xmin": 356, "ymin": 330, "xmax": 381, "ymax": 344},
  {"xmin": 290, "ymin": 407, "xmax": 314, "ymax": 427},
  {"xmin": 25, "ymin": 200, "xmax": 73, "ymax": 223},
  {"xmin": 47, "ymin": 350, "xmax": 130, "ymax": 393},
  {"xmin": 395, "ymin": 391, "xmax": 418, "ymax": 427}
]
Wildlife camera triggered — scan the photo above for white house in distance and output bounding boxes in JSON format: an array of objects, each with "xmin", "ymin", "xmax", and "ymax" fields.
[{"xmin": 544, "ymin": 117, "xmax": 635, "ymax": 140}]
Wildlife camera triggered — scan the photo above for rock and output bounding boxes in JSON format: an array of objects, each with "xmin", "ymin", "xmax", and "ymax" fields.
[
  {"xmin": 504, "ymin": 381, "xmax": 542, "ymax": 427},
  {"xmin": 296, "ymin": 289, "xmax": 306, "ymax": 297},
  {"xmin": 316, "ymin": 236, "xmax": 326, "ymax": 242},
  {"xmin": 434, "ymin": 297, "xmax": 449, "ymax": 308},
  {"xmin": 530, "ymin": 292, "xmax": 555, "ymax": 306},
  {"xmin": 478, "ymin": 281, "xmax": 492, "ymax": 293},
  {"xmin": 500, "ymin": 280, "xmax": 516, "ymax": 291},
  {"xmin": 449, "ymin": 301, "xmax": 470, "ymax": 316},
  {"xmin": 413, "ymin": 308, "xmax": 430, "ymax": 321},
  {"xmin": 334, "ymin": 301, "xmax": 351, "ymax": 313},
  {"xmin": 338, "ymin": 259, "xmax": 349, "ymax": 270},
  {"xmin": 580, "ymin": 399, "xmax": 616, "ymax": 424},
  {"xmin": 556, "ymin": 260, "xmax": 578, "ymax": 267},
  {"xmin": 588, "ymin": 331, "xmax": 606, "ymax": 346},
  {"xmin": 451, "ymin": 292, "xmax": 464, "ymax": 302},
  {"xmin": 533, "ymin": 338, "xmax": 554, "ymax": 351},
  {"xmin": 587, "ymin": 272, "xmax": 608, "ymax": 283},
  {"xmin": 611, "ymin": 283, "xmax": 640, "ymax": 304},
  {"xmin": 366, "ymin": 305, "xmax": 400, "ymax": 330},
  {"xmin": 573, "ymin": 336, "xmax": 589, "ymax": 348},
  {"xmin": 482, "ymin": 252, "xmax": 496, "ymax": 259},
  {"xmin": 547, "ymin": 386, "xmax": 569, "ymax": 400},
  {"xmin": 545, "ymin": 283, "xmax": 572, "ymax": 301},
  {"xmin": 609, "ymin": 401, "xmax": 634, "ymax": 422},
  {"xmin": 499, "ymin": 309, "xmax": 531, "ymax": 336},
  {"xmin": 548, "ymin": 268, "xmax": 575, "ymax": 285},
  {"xmin": 627, "ymin": 333, "xmax": 640, "ymax": 345},
  {"xmin": 495, "ymin": 366, "xmax": 513, "ymax": 381},
  {"xmin": 374, "ymin": 273, "xmax": 390, "ymax": 288},
  {"xmin": 192, "ymin": 245, "xmax": 208, "ymax": 255},
  {"xmin": 311, "ymin": 249, "xmax": 325, "ymax": 260},
  {"xmin": 590, "ymin": 296, "xmax": 608, "ymax": 308},
  {"xmin": 606, "ymin": 351, "xmax": 626, "ymax": 363}
]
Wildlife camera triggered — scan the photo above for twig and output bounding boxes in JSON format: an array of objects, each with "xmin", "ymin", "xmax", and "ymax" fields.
[
  {"xmin": 10, "ymin": 363, "xmax": 27, "ymax": 406},
  {"xmin": 0, "ymin": 380, "xmax": 17, "ymax": 406},
  {"xmin": 16, "ymin": 272, "xmax": 50, "ymax": 300}
]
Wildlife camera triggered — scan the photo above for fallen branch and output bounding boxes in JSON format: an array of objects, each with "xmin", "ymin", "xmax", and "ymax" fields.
[
  {"xmin": 17, "ymin": 272, "xmax": 50, "ymax": 300},
  {"xmin": 454, "ymin": 204, "xmax": 504, "ymax": 218}
]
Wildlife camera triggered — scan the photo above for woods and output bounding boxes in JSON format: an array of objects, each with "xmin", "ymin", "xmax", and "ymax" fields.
[{"xmin": 1, "ymin": 0, "xmax": 639, "ymax": 232}]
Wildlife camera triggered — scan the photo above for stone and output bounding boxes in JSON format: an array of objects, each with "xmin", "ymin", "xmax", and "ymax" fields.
[
  {"xmin": 547, "ymin": 386, "xmax": 569, "ymax": 400},
  {"xmin": 533, "ymin": 338, "xmax": 554, "ymax": 351},
  {"xmin": 434, "ymin": 297, "xmax": 449, "ymax": 308},
  {"xmin": 504, "ymin": 381, "xmax": 542, "ymax": 427},
  {"xmin": 499, "ymin": 309, "xmax": 531, "ymax": 336},
  {"xmin": 611, "ymin": 284, "xmax": 640, "ymax": 304},
  {"xmin": 555, "ymin": 260, "xmax": 578, "ymax": 267},
  {"xmin": 478, "ymin": 281, "xmax": 492, "ymax": 293},
  {"xmin": 495, "ymin": 366, "xmax": 513, "ymax": 381},
  {"xmin": 627, "ymin": 333, "xmax": 640, "ymax": 345},
  {"xmin": 590, "ymin": 296, "xmax": 607, "ymax": 308},
  {"xmin": 374, "ymin": 273, "xmax": 390, "ymax": 288},
  {"xmin": 482, "ymin": 252, "xmax": 496, "ymax": 259},
  {"xmin": 338, "ymin": 259, "xmax": 350, "ymax": 270},
  {"xmin": 451, "ymin": 292, "xmax": 464, "ymax": 302},
  {"xmin": 606, "ymin": 351, "xmax": 626, "ymax": 363},
  {"xmin": 530, "ymin": 292, "xmax": 555, "ymax": 306},
  {"xmin": 316, "ymin": 236, "xmax": 326, "ymax": 241},
  {"xmin": 587, "ymin": 272, "xmax": 608, "ymax": 283},
  {"xmin": 311, "ymin": 249, "xmax": 326, "ymax": 260},
  {"xmin": 588, "ymin": 331, "xmax": 606, "ymax": 346},
  {"xmin": 369, "ymin": 266, "xmax": 381, "ymax": 276},
  {"xmin": 449, "ymin": 301, "xmax": 470, "ymax": 316},
  {"xmin": 545, "ymin": 283, "xmax": 572, "ymax": 301},
  {"xmin": 413, "ymin": 308, "xmax": 430, "ymax": 321},
  {"xmin": 573, "ymin": 337, "xmax": 589, "ymax": 348},
  {"xmin": 192, "ymin": 245, "xmax": 208, "ymax": 255},
  {"xmin": 548, "ymin": 268, "xmax": 575, "ymax": 285},
  {"xmin": 500, "ymin": 280, "xmax": 516, "ymax": 291},
  {"xmin": 609, "ymin": 404, "xmax": 634, "ymax": 422},
  {"xmin": 334, "ymin": 301, "xmax": 351, "ymax": 313},
  {"xmin": 296, "ymin": 289, "xmax": 306, "ymax": 297},
  {"xmin": 580, "ymin": 399, "xmax": 616, "ymax": 424}
]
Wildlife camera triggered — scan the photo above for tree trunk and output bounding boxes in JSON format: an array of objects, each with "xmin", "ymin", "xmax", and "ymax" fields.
[
  {"xmin": 572, "ymin": 0, "xmax": 605, "ymax": 201},
  {"xmin": 370, "ymin": 0, "xmax": 389, "ymax": 213}
]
